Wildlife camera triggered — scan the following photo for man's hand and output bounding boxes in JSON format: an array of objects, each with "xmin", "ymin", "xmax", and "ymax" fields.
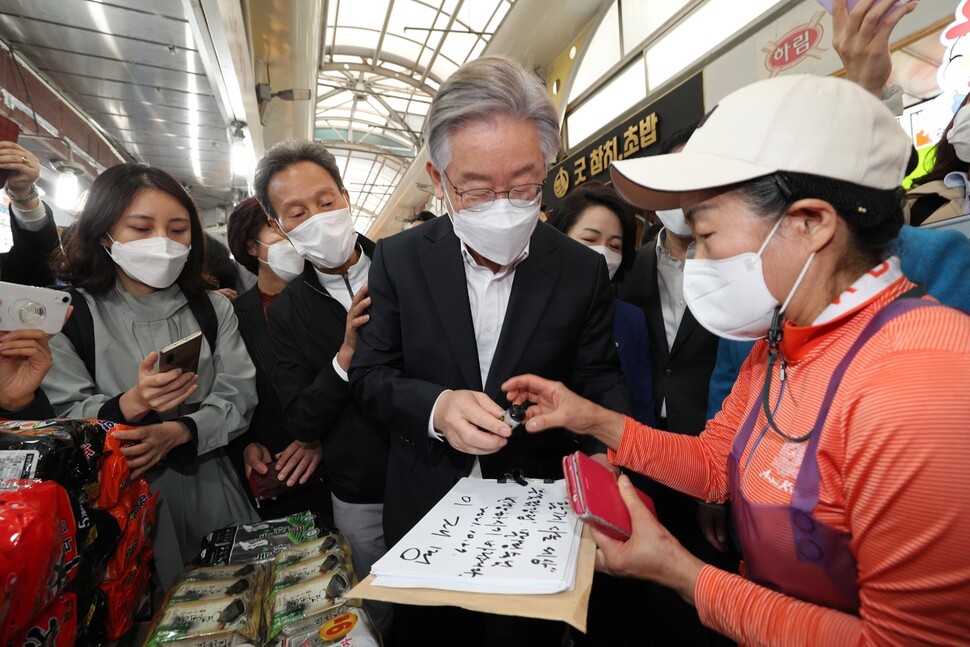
[
  {"xmin": 433, "ymin": 390, "xmax": 511, "ymax": 455},
  {"xmin": 697, "ymin": 503, "xmax": 730, "ymax": 553},
  {"xmin": 832, "ymin": 0, "xmax": 917, "ymax": 98},
  {"xmin": 0, "ymin": 329, "xmax": 53, "ymax": 411},
  {"xmin": 114, "ymin": 421, "xmax": 192, "ymax": 480},
  {"xmin": 0, "ymin": 141, "xmax": 40, "ymax": 209},
  {"xmin": 243, "ymin": 442, "xmax": 272, "ymax": 478},
  {"xmin": 336, "ymin": 284, "xmax": 370, "ymax": 372},
  {"xmin": 592, "ymin": 474, "xmax": 705, "ymax": 605},
  {"xmin": 275, "ymin": 439, "xmax": 323, "ymax": 487},
  {"xmin": 502, "ymin": 374, "xmax": 626, "ymax": 449},
  {"xmin": 215, "ymin": 287, "xmax": 238, "ymax": 301},
  {"xmin": 120, "ymin": 352, "xmax": 197, "ymax": 421}
]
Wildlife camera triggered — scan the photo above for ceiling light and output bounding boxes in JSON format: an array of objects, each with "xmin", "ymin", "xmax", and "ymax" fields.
[
  {"xmin": 230, "ymin": 122, "xmax": 250, "ymax": 177},
  {"xmin": 52, "ymin": 159, "xmax": 83, "ymax": 211}
]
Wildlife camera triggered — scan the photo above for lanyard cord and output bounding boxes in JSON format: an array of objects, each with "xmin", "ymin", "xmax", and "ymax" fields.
[{"xmin": 762, "ymin": 307, "xmax": 813, "ymax": 443}]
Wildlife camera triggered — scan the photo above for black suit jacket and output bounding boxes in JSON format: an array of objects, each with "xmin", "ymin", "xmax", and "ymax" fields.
[
  {"xmin": 350, "ymin": 217, "xmax": 631, "ymax": 545},
  {"xmin": 617, "ymin": 243, "xmax": 719, "ymax": 436},
  {"xmin": 1, "ymin": 202, "xmax": 58, "ymax": 287}
]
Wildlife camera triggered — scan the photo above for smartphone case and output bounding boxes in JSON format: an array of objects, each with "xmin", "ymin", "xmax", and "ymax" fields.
[
  {"xmin": 0, "ymin": 281, "xmax": 72, "ymax": 335},
  {"xmin": 562, "ymin": 451, "xmax": 656, "ymax": 541},
  {"xmin": 248, "ymin": 462, "xmax": 324, "ymax": 503},
  {"xmin": 157, "ymin": 330, "xmax": 203, "ymax": 374},
  {"xmin": 0, "ymin": 115, "xmax": 20, "ymax": 188}
]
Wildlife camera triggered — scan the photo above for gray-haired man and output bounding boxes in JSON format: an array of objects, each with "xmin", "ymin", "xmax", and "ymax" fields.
[{"xmin": 350, "ymin": 56, "xmax": 631, "ymax": 646}]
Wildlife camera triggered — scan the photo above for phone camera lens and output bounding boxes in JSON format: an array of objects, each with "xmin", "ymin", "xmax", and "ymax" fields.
[{"xmin": 13, "ymin": 299, "xmax": 46, "ymax": 326}]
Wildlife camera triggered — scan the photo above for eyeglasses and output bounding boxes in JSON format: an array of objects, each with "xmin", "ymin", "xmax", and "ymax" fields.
[{"xmin": 443, "ymin": 172, "xmax": 544, "ymax": 213}]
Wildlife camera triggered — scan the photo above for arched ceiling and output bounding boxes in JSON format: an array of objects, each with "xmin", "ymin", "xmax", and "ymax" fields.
[{"xmin": 316, "ymin": 0, "xmax": 516, "ymax": 231}]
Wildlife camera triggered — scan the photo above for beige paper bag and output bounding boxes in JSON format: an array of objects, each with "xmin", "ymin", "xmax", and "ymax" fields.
[{"xmin": 348, "ymin": 525, "xmax": 596, "ymax": 632}]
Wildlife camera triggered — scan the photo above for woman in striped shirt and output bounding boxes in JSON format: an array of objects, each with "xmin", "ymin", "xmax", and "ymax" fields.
[{"xmin": 504, "ymin": 75, "xmax": 970, "ymax": 646}]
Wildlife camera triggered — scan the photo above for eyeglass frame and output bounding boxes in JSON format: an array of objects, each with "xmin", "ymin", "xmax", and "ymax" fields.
[{"xmin": 441, "ymin": 171, "xmax": 545, "ymax": 213}]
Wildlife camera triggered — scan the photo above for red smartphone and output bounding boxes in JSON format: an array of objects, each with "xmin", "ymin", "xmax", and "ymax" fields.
[
  {"xmin": 0, "ymin": 114, "xmax": 21, "ymax": 188},
  {"xmin": 563, "ymin": 451, "xmax": 655, "ymax": 541}
]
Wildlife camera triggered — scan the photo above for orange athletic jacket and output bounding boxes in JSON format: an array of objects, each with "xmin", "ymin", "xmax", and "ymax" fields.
[{"xmin": 609, "ymin": 278, "xmax": 970, "ymax": 646}]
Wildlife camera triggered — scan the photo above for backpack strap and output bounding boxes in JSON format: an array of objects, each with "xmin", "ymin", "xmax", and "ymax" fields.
[
  {"xmin": 188, "ymin": 294, "xmax": 218, "ymax": 353},
  {"xmin": 60, "ymin": 287, "xmax": 97, "ymax": 378}
]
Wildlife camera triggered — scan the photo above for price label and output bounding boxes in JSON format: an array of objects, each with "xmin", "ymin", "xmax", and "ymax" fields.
[{"xmin": 318, "ymin": 611, "xmax": 358, "ymax": 641}]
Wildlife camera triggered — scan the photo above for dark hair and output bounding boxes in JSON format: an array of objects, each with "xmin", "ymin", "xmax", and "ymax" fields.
[
  {"xmin": 913, "ymin": 94, "xmax": 970, "ymax": 187},
  {"xmin": 226, "ymin": 197, "xmax": 267, "ymax": 275},
  {"xmin": 734, "ymin": 171, "xmax": 904, "ymax": 269},
  {"xmin": 204, "ymin": 234, "xmax": 239, "ymax": 290},
  {"xmin": 254, "ymin": 140, "xmax": 345, "ymax": 220},
  {"xmin": 51, "ymin": 163, "xmax": 212, "ymax": 299},
  {"xmin": 413, "ymin": 210, "xmax": 436, "ymax": 223},
  {"xmin": 547, "ymin": 181, "xmax": 636, "ymax": 282},
  {"xmin": 661, "ymin": 120, "xmax": 699, "ymax": 154}
]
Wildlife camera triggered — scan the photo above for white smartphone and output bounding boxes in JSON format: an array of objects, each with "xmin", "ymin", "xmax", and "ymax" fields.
[
  {"xmin": 157, "ymin": 330, "xmax": 203, "ymax": 374},
  {"xmin": 0, "ymin": 282, "xmax": 72, "ymax": 335}
]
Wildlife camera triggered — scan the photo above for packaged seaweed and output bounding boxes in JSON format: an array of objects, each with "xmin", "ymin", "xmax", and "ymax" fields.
[
  {"xmin": 273, "ymin": 534, "xmax": 351, "ymax": 570},
  {"xmin": 144, "ymin": 595, "xmax": 257, "ymax": 647},
  {"xmin": 268, "ymin": 570, "xmax": 354, "ymax": 639},
  {"xmin": 195, "ymin": 512, "xmax": 328, "ymax": 565}
]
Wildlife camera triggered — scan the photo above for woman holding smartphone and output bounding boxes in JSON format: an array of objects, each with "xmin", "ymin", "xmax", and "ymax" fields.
[{"xmin": 43, "ymin": 163, "xmax": 258, "ymax": 587}]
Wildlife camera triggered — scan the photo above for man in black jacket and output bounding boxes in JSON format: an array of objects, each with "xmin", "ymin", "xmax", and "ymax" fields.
[
  {"xmin": 254, "ymin": 140, "xmax": 390, "ymax": 635},
  {"xmin": 349, "ymin": 56, "xmax": 630, "ymax": 647}
]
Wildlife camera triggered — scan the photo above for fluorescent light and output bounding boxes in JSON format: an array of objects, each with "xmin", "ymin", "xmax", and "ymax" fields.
[{"xmin": 55, "ymin": 170, "xmax": 79, "ymax": 211}]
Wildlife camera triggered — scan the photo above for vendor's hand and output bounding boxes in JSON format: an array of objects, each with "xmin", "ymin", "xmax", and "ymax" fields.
[
  {"xmin": 592, "ymin": 474, "xmax": 705, "ymax": 605},
  {"xmin": 114, "ymin": 421, "xmax": 192, "ymax": 480},
  {"xmin": 502, "ymin": 374, "xmax": 625, "ymax": 449},
  {"xmin": 120, "ymin": 352, "xmax": 198, "ymax": 421},
  {"xmin": 336, "ymin": 285, "xmax": 370, "ymax": 372},
  {"xmin": 433, "ymin": 389, "xmax": 511, "ymax": 455},
  {"xmin": 0, "ymin": 141, "xmax": 40, "ymax": 207},
  {"xmin": 0, "ymin": 329, "xmax": 53, "ymax": 411},
  {"xmin": 243, "ymin": 442, "xmax": 272, "ymax": 478},
  {"xmin": 274, "ymin": 439, "xmax": 322, "ymax": 487},
  {"xmin": 833, "ymin": 0, "xmax": 917, "ymax": 98},
  {"xmin": 697, "ymin": 503, "xmax": 730, "ymax": 553}
]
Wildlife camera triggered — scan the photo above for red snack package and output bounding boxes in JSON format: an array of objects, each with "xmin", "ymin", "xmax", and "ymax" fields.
[
  {"xmin": 105, "ymin": 480, "xmax": 157, "ymax": 580},
  {"xmin": 100, "ymin": 551, "xmax": 152, "ymax": 640},
  {"xmin": 0, "ymin": 480, "xmax": 79, "ymax": 643},
  {"xmin": 5, "ymin": 593, "xmax": 77, "ymax": 647}
]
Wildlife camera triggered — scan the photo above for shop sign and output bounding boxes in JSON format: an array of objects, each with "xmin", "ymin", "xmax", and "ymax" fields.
[
  {"xmin": 545, "ymin": 73, "xmax": 704, "ymax": 209},
  {"xmin": 763, "ymin": 11, "xmax": 826, "ymax": 76}
]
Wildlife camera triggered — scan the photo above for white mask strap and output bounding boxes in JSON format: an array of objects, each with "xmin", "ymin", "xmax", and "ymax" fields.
[
  {"xmin": 779, "ymin": 251, "xmax": 816, "ymax": 315},
  {"xmin": 756, "ymin": 216, "xmax": 785, "ymax": 258}
]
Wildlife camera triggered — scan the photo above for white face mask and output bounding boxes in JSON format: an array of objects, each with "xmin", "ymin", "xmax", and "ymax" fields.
[
  {"xmin": 588, "ymin": 245, "xmax": 622, "ymax": 280},
  {"xmin": 258, "ymin": 239, "xmax": 304, "ymax": 282},
  {"xmin": 106, "ymin": 235, "xmax": 190, "ymax": 289},
  {"xmin": 284, "ymin": 203, "xmax": 357, "ymax": 270},
  {"xmin": 444, "ymin": 191, "xmax": 539, "ymax": 267},
  {"xmin": 683, "ymin": 218, "xmax": 815, "ymax": 341},
  {"xmin": 947, "ymin": 104, "xmax": 970, "ymax": 164},
  {"xmin": 656, "ymin": 208, "xmax": 692, "ymax": 237}
]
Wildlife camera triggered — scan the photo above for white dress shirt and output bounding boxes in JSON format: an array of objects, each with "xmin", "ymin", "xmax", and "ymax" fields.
[
  {"xmin": 655, "ymin": 229, "xmax": 687, "ymax": 418},
  {"xmin": 10, "ymin": 201, "xmax": 49, "ymax": 231},
  {"xmin": 428, "ymin": 240, "xmax": 530, "ymax": 478}
]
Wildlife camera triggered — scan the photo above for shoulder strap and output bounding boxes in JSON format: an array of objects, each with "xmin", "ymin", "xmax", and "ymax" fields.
[
  {"xmin": 188, "ymin": 294, "xmax": 218, "ymax": 352},
  {"xmin": 60, "ymin": 287, "xmax": 97, "ymax": 378},
  {"xmin": 809, "ymin": 296, "xmax": 938, "ymax": 438}
]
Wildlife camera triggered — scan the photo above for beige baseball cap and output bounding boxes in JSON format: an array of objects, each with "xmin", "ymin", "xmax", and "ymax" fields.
[{"xmin": 610, "ymin": 74, "xmax": 912, "ymax": 210}]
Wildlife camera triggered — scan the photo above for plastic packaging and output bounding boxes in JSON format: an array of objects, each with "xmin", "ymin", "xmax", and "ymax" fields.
[{"xmin": 195, "ymin": 512, "xmax": 328, "ymax": 565}]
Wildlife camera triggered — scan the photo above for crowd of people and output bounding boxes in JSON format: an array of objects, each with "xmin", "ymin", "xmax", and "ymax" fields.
[{"xmin": 1, "ymin": 1, "xmax": 969, "ymax": 645}]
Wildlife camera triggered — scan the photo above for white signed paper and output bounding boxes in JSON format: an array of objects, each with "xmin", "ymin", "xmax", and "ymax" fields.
[{"xmin": 371, "ymin": 478, "xmax": 582, "ymax": 594}]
